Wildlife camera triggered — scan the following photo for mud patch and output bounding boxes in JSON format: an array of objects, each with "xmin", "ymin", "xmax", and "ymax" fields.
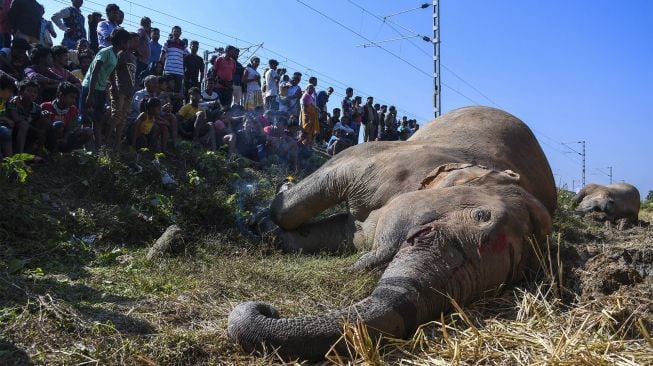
[{"xmin": 572, "ymin": 247, "xmax": 653, "ymax": 301}]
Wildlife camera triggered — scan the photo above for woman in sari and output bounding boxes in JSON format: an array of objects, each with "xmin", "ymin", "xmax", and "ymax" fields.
[{"xmin": 300, "ymin": 84, "xmax": 319, "ymax": 146}]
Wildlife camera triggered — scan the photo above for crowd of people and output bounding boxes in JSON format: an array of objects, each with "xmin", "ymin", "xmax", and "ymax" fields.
[{"xmin": 0, "ymin": 0, "xmax": 421, "ymax": 171}]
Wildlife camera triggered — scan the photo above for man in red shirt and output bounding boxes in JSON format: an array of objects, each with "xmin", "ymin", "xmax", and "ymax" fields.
[{"xmin": 213, "ymin": 45, "xmax": 237, "ymax": 108}]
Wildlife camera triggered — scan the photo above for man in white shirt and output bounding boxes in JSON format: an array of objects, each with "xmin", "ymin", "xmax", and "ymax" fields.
[{"xmin": 264, "ymin": 59, "xmax": 279, "ymax": 110}]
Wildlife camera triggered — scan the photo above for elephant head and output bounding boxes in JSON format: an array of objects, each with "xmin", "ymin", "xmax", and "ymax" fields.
[{"xmin": 228, "ymin": 166, "xmax": 552, "ymax": 361}]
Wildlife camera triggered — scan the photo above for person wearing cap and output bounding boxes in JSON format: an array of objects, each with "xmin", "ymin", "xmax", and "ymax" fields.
[
  {"xmin": 51, "ymin": 0, "xmax": 86, "ymax": 50},
  {"xmin": 264, "ymin": 59, "xmax": 279, "ymax": 110}
]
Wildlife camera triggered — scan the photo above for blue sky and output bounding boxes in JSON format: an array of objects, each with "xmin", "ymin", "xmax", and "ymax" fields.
[{"xmin": 40, "ymin": 0, "xmax": 652, "ymax": 196}]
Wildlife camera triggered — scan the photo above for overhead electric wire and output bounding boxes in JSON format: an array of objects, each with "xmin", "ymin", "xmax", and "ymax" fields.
[{"xmin": 346, "ymin": 0, "xmax": 502, "ymax": 109}]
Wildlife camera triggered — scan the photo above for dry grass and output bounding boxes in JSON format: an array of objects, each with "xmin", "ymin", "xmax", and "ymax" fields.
[{"xmin": 326, "ymin": 234, "xmax": 652, "ymax": 365}]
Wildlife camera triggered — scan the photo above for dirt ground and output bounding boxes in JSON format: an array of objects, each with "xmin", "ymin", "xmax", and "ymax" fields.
[{"xmin": 563, "ymin": 220, "xmax": 653, "ymax": 330}]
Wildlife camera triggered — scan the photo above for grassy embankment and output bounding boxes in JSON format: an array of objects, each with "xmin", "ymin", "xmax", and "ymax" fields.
[{"xmin": 1, "ymin": 147, "xmax": 651, "ymax": 365}]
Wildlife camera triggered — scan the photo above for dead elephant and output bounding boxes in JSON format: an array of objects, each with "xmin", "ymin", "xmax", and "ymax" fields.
[
  {"xmin": 574, "ymin": 183, "xmax": 640, "ymax": 222},
  {"xmin": 228, "ymin": 106, "xmax": 557, "ymax": 361}
]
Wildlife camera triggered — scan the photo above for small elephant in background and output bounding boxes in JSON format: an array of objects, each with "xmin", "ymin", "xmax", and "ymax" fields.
[{"xmin": 574, "ymin": 183, "xmax": 640, "ymax": 222}]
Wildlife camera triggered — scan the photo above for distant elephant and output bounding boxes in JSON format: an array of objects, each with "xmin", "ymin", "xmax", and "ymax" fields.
[
  {"xmin": 228, "ymin": 106, "xmax": 557, "ymax": 361},
  {"xmin": 574, "ymin": 183, "xmax": 640, "ymax": 222}
]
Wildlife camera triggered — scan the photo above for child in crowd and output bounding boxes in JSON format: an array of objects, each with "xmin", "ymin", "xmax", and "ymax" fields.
[
  {"xmin": 7, "ymin": 79, "xmax": 47, "ymax": 154},
  {"xmin": 24, "ymin": 45, "xmax": 59, "ymax": 102},
  {"xmin": 41, "ymin": 81, "xmax": 92, "ymax": 152},
  {"xmin": 131, "ymin": 97, "xmax": 161, "ymax": 149},
  {"xmin": 68, "ymin": 39, "xmax": 92, "ymax": 69},
  {"xmin": 177, "ymin": 87, "xmax": 210, "ymax": 144},
  {"xmin": 327, "ymin": 118, "xmax": 354, "ymax": 156},
  {"xmin": 0, "ymin": 73, "xmax": 15, "ymax": 157},
  {"xmin": 71, "ymin": 52, "xmax": 92, "ymax": 82},
  {"xmin": 49, "ymin": 46, "xmax": 81, "ymax": 88},
  {"xmin": 108, "ymin": 32, "xmax": 139, "ymax": 152},
  {"xmin": 201, "ymin": 78, "xmax": 219, "ymax": 103}
]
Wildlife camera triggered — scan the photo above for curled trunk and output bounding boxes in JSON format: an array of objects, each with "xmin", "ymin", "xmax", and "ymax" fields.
[{"xmin": 228, "ymin": 274, "xmax": 442, "ymax": 361}]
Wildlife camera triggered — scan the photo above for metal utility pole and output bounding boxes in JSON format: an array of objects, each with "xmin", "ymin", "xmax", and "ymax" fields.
[
  {"xmin": 563, "ymin": 140, "xmax": 586, "ymax": 187},
  {"xmin": 581, "ymin": 140, "xmax": 586, "ymax": 186},
  {"xmin": 433, "ymin": 0, "xmax": 441, "ymax": 119},
  {"xmin": 607, "ymin": 166, "xmax": 613, "ymax": 184}
]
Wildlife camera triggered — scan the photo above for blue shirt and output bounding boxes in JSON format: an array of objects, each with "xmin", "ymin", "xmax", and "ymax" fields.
[{"xmin": 149, "ymin": 41, "xmax": 162, "ymax": 64}]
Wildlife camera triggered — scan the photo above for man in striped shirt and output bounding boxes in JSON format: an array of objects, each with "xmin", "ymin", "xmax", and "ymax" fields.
[{"xmin": 159, "ymin": 25, "xmax": 187, "ymax": 94}]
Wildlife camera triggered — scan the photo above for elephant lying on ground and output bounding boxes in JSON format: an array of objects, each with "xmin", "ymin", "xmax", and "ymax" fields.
[
  {"xmin": 228, "ymin": 106, "xmax": 557, "ymax": 361},
  {"xmin": 574, "ymin": 183, "xmax": 640, "ymax": 222}
]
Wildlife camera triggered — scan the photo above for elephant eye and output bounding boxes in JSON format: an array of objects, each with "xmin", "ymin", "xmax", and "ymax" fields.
[{"xmin": 473, "ymin": 208, "xmax": 491, "ymax": 222}]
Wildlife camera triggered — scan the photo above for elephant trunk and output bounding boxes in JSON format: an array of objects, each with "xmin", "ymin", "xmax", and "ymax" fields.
[
  {"xmin": 227, "ymin": 273, "xmax": 445, "ymax": 361},
  {"xmin": 228, "ymin": 226, "xmax": 531, "ymax": 361}
]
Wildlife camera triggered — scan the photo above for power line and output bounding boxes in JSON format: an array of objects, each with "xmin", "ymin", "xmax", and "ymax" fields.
[
  {"xmin": 294, "ymin": 0, "xmax": 432, "ymax": 79},
  {"xmin": 346, "ymin": 0, "xmax": 501, "ymax": 109}
]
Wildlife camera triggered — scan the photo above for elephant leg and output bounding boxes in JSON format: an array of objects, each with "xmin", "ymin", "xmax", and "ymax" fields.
[
  {"xmin": 270, "ymin": 160, "xmax": 356, "ymax": 230},
  {"xmin": 275, "ymin": 213, "xmax": 358, "ymax": 254}
]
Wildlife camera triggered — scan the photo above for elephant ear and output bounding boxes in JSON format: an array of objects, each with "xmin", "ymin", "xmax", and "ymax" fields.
[
  {"xmin": 420, "ymin": 163, "xmax": 475, "ymax": 190},
  {"xmin": 420, "ymin": 163, "xmax": 521, "ymax": 190}
]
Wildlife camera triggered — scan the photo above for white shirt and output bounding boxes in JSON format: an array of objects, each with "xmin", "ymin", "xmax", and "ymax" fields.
[
  {"xmin": 245, "ymin": 66, "xmax": 261, "ymax": 92},
  {"xmin": 264, "ymin": 69, "xmax": 278, "ymax": 97}
]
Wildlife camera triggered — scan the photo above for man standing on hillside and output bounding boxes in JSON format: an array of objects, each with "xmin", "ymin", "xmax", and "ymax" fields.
[
  {"xmin": 263, "ymin": 59, "xmax": 279, "ymax": 110},
  {"xmin": 149, "ymin": 27, "xmax": 161, "ymax": 64},
  {"xmin": 159, "ymin": 25, "xmax": 187, "ymax": 94},
  {"xmin": 316, "ymin": 86, "xmax": 333, "ymax": 114},
  {"xmin": 51, "ymin": 0, "xmax": 86, "ymax": 50},
  {"xmin": 135, "ymin": 16, "xmax": 151, "ymax": 76},
  {"xmin": 362, "ymin": 96, "xmax": 378, "ymax": 142},
  {"xmin": 8, "ymin": 0, "xmax": 44, "ymax": 44},
  {"xmin": 96, "ymin": 3, "xmax": 120, "ymax": 49},
  {"xmin": 184, "ymin": 40, "xmax": 204, "ymax": 94},
  {"xmin": 213, "ymin": 45, "xmax": 237, "ymax": 108}
]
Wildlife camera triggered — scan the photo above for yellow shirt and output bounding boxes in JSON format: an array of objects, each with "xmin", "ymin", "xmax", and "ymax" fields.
[
  {"xmin": 72, "ymin": 69, "xmax": 85, "ymax": 82},
  {"xmin": 177, "ymin": 103, "xmax": 202, "ymax": 121},
  {"xmin": 140, "ymin": 115, "xmax": 155, "ymax": 135}
]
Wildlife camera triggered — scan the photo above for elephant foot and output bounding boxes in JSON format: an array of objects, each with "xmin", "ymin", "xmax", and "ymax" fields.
[
  {"xmin": 346, "ymin": 250, "xmax": 394, "ymax": 273},
  {"xmin": 248, "ymin": 208, "xmax": 279, "ymax": 236}
]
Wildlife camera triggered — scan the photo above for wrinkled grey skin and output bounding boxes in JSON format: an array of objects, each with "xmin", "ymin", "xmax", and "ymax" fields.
[
  {"xmin": 574, "ymin": 183, "xmax": 640, "ymax": 222},
  {"xmin": 229, "ymin": 106, "xmax": 556, "ymax": 361}
]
